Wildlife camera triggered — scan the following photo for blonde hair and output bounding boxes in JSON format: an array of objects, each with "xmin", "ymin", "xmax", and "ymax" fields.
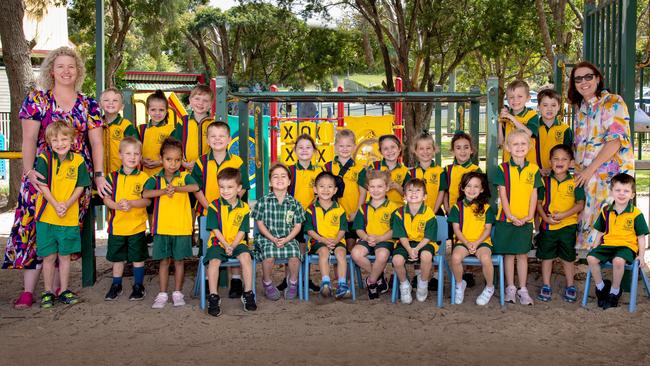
[
  {"xmin": 119, "ymin": 136, "xmax": 142, "ymax": 153},
  {"xmin": 190, "ymin": 84, "xmax": 214, "ymax": 99},
  {"xmin": 506, "ymin": 129, "xmax": 531, "ymax": 146},
  {"xmin": 45, "ymin": 121, "xmax": 77, "ymax": 145},
  {"xmin": 38, "ymin": 47, "xmax": 86, "ymax": 91},
  {"xmin": 335, "ymin": 129, "xmax": 356, "ymax": 144},
  {"xmin": 506, "ymin": 79, "xmax": 530, "ymax": 94},
  {"xmin": 410, "ymin": 131, "xmax": 439, "ymax": 155},
  {"xmin": 101, "ymin": 87, "xmax": 123, "ymax": 101},
  {"xmin": 365, "ymin": 169, "xmax": 390, "ymax": 188}
]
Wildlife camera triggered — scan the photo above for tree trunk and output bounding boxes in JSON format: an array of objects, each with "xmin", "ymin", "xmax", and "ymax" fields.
[
  {"xmin": 535, "ymin": 0, "xmax": 555, "ymax": 68},
  {"xmin": 0, "ymin": 0, "xmax": 35, "ymax": 210}
]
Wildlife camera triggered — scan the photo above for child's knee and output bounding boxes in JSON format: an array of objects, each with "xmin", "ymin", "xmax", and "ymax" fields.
[
  {"xmin": 208, "ymin": 259, "xmax": 222, "ymax": 269},
  {"xmin": 586, "ymin": 255, "xmax": 600, "ymax": 265},
  {"xmin": 238, "ymin": 252, "xmax": 252, "ymax": 264},
  {"xmin": 392, "ymin": 255, "xmax": 405, "ymax": 266},
  {"xmin": 450, "ymin": 251, "xmax": 464, "ymax": 265},
  {"xmin": 420, "ymin": 251, "xmax": 433, "ymax": 261},
  {"xmin": 612, "ymin": 257, "xmax": 626, "ymax": 268}
]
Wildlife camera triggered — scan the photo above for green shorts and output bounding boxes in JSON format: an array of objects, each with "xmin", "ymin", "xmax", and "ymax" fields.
[
  {"xmin": 308, "ymin": 241, "xmax": 347, "ymax": 254},
  {"xmin": 107, "ymin": 232, "xmax": 148, "ymax": 263},
  {"xmin": 203, "ymin": 243, "xmax": 251, "ymax": 264},
  {"xmin": 492, "ymin": 221, "xmax": 533, "ymax": 255},
  {"xmin": 393, "ymin": 241, "xmax": 437, "ymax": 260},
  {"xmin": 357, "ymin": 241, "xmax": 394, "ymax": 256},
  {"xmin": 536, "ymin": 225, "xmax": 577, "ymax": 262},
  {"xmin": 452, "ymin": 243, "xmax": 492, "ymax": 253},
  {"xmin": 152, "ymin": 235, "xmax": 193, "ymax": 260},
  {"xmin": 588, "ymin": 245, "xmax": 636, "ymax": 265},
  {"xmin": 35, "ymin": 222, "xmax": 80, "ymax": 257}
]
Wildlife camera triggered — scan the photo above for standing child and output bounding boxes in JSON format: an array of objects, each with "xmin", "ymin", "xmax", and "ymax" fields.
[
  {"xmin": 391, "ymin": 178, "xmax": 438, "ymax": 304},
  {"xmin": 143, "ymin": 137, "xmax": 199, "ymax": 308},
  {"xmin": 499, "ymin": 80, "xmax": 539, "ymax": 164},
  {"xmin": 204, "ymin": 168, "xmax": 256, "ymax": 317},
  {"xmin": 372, "ymin": 134, "xmax": 410, "ymax": 205},
  {"xmin": 103, "ymin": 137, "xmax": 150, "ymax": 301},
  {"xmin": 350, "ymin": 170, "xmax": 399, "ymax": 299},
  {"xmin": 536, "ymin": 144, "xmax": 585, "ymax": 302},
  {"xmin": 34, "ymin": 122, "xmax": 91, "ymax": 307},
  {"xmin": 410, "ymin": 132, "xmax": 444, "ymax": 214},
  {"xmin": 448, "ymin": 172, "xmax": 496, "ymax": 305},
  {"xmin": 305, "ymin": 171, "xmax": 349, "ymax": 299},
  {"xmin": 493, "ymin": 129, "xmax": 542, "ymax": 305},
  {"xmin": 173, "ymin": 84, "xmax": 214, "ymax": 171},
  {"xmin": 535, "ymin": 89, "xmax": 573, "ymax": 176},
  {"xmin": 252, "ymin": 163, "xmax": 306, "ymax": 300},
  {"xmin": 587, "ymin": 173, "xmax": 648, "ymax": 309},
  {"xmin": 440, "ymin": 131, "xmax": 481, "ymax": 213},
  {"xmin": 140, "ymin": 90, "xmax": 175, "ymax": 177},
  {"xmin": 100, "ymin": 87, "xmax": 139, "ymax": 174}
]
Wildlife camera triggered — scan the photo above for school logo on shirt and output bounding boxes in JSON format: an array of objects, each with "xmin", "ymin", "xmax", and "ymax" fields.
[
  {"xmin": 133, "ymin": 183, "xmax": 143, "ymax": 195},
  {"xmin": 526, "ymin": 172, "xmax": 534, "ymax": 185},
  {"xmin": 348, "ymin": 170, "xmax": 358, "ymax": 182},
  {"xmin": 417, "ymin": 221, "xmax": 426, "ymax": 233},
  {"xmin": 330, "ymin": 214, "xmax": 340, "ymax": 226},
  {"xmin": 624, "ymin": 218, "xmax": 634, "ymax": 231},
  {"xmin": 395, "ymin": 174, "xmax": 403, "ymax": 183},
  {"xmin": 475, "ymin": 211, "xmax": 485, "ymax": 220},
  {"xmin": 309, "ymin": 177, "xmax": 315, "ymax": 187},
  {"xmin": 234, "ymin": 212, "xmax": 244, "ymax": 226},
  {"xmin": 285, "ymin": 210, "xmax": 295, "ymax": 224},
  {"xmin": 429, "ymin": 175, "xmax": 438, "ymax": 185},
  {"xmin": 157, "ymin": 134, "xmax": 167, "ymax": 144},
  {"xmin": 111, "ymin": 128, "xmax": 123, "ymax": 140},
  {"xmin": 555, "ymin": 130, "xmax": 563, "ymax": 142},
  {"xmin": 567, "ymin": 184, "xmax": 574, "ymax": 194},
  {"xmin": 381, "ymin": 212, "xmax": 391, "ymax": 224},
  {"xmin": 66, "ymin": 166, "xmax": 77, "ymax": 180}
]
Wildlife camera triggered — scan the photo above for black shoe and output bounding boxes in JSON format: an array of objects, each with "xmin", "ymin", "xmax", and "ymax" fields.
[
  {"xmin": 367, "ymin": 278, "xmax": 379, "ymax": 299},
  {"xmin": 602, "ymin": 291, "xmax": 621, "ymax": 310},
  {"xmin": 129, "ymin": 284, "xmax": 146, "ymax": 301},
  {"xmin": 377, "ymin": 274, "xmax": 389, "ymax": 294},
  {"xmin": 309, "ymin": 279, "xmax": 320, "ymax": 292},
  {"xmin": 105, "ymin": 283, "xmax": 122, "ymax": 301},
  {"xmin": 241, "ymin": 291, "xmax": 257, "ymax": 312},
  {"xmin": 207, "ymin": 293, "xmax": 222, "ymax": 317},
  {"xmin": 277, "ymin": 277, "xmax": 288, "ymax": 291},
  {"xmin": 411, "ymin": 275, "xmax": 419, "ymax": 288},
  {"xmin": 596, "ymin": 279, "xmax": 612, "ymax": 308},
  {"xmin": 428, "ymin": 277, "xmax": 438, "ymax": 291},
  {"xmin": 229, "ymin": 278, "xmax": 243, "ymax": 299},
  {"xmin": 462, "ymin": 272, "xmax": 475, "ymax": 288}
]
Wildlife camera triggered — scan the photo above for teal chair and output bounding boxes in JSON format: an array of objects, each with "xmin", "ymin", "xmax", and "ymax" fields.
[
  {"xmin": 302, "ymin": 253, "xmax": 356, "ymax": 301},
  {"xmin": 581, "ymin": 260, "xmax": 650, "ymax": 312}
]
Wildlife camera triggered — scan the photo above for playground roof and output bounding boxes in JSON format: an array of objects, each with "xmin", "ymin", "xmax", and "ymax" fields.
[{"xmin": 124, "ymin": 71, "xmax": 205, "ymax": 93}]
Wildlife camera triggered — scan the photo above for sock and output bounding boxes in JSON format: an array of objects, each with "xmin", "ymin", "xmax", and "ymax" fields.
[
  {"xmin": 112, "ymin": 276, "xmax": 123, "ymax": 285},
  {"xmin": 322, "ymin": 275, "xmax": 331, "ymax": 284},
  {"xmin": 338, "ymin": 278, "xmax": 346, "ymax": 286},
  {"xmin": 133, "ymin": 267, "xmax": 145, "ymax": 286},
  {"xmin": 596, "ymin": 281, "xmax": 605, "ymax": 291},
  {"xmin": 367, "ymin": 278, "xmax": 376, "ymax": 285},
  {"xmin": 456, "ymin": 282, "xmax": 464, "ymax": 290},
  {"xmin": 418, "ymin": 279, "xmax": 428, "ymax": 288},
  {"xmin": 400, "ymin": 280, "xmax": 410, "ymax": 287},
  {"xmin": 263, "ymin": 280, "xmax": 273, "ymax": 286},
  {"xmin": 289, "ymin": 279, "xmax": 297, "ymax": 285},
  {"xmin": 610, "ymin": 287, "xmax": 620, "ymax": 295},
  {"xmin": 232, "ymin": 275, "xmax": 241, "ymax": 280},
  {"xmin": 485, "ymin": 286, "xmax": 495, "ymax": 292}
]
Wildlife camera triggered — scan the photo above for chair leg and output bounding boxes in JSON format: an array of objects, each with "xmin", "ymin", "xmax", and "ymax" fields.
[
  {"xmin": 252, "ymin": 259, "xmax": 257, "ymax": 297},
  {"xmin": 348, "ymin": 257, "xmax": 356, "ymax": 301},
  {"xmin": 437, "ymin": 257, "xmax": 444, "ymax": 308},
  {"xmin": 498, "ymin": 256, "xmax": 505, "ymax": 307},
  {"xmin": 391, "ymin": 270, "xmax": 398, "ymax": 303},
  {"xmin": 199, "ymin": 260, "xmax": 206, "ymax": 310},
  {"xmin": 193, "ymin": 264, "xmax": 201, "ymax": 298},
  {"xmin": 641, "ymin": 268, "xmax": 650, "ymax": 299},
  {"xmin": 303, "ymin": 257, "xmax": 309, "ymax": 301},
  {"xmin": 629, "ymin": 261, "xmax": 640, "ymax": 313},
  {"xmin": 356, "ymin": 264, "xmax": 364, "ymax": 289},
  {"xmin": 581, "ymin": 268, "xmax": 592, "ymax": 308},
  {"xmin": 449, "ymin": 261, "xmax": 456, "ymax": 305}
]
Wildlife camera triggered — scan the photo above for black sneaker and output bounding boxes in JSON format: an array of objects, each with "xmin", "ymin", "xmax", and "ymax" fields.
[
  {"xmin": 241, "ymin": 290, "xmax": 257, "ymax": 311},
  {"xmin": 377, "ymin": 274, "xmax": 389, "ymax": 294},
  {"xmin": 462, "ymin": 272, "xmax": 475, "ymax": 288},
  {"xmin": 596, "ymin": 279, "xmax": 612, "ymax": 308},
  {"xmin": 129, "ymin": 284, "xmax": 146, "ymax": 301},
  {"xmin": 428, "ymin": 277, "xmax": 439, "ymax": 291},
  {"xmin": 105, "ymin": 283, "xmax": 123, "ymax": 301},
  {"xmin": 59, "ymin": 290, "xmax": 80, "ymax": 305},
  {"xmin": 602, "ymin": 291, "xmax": 621, "ymax": 310},
  {"xmin": 308, "ymin": 279, "xmax": 320, "ymax": 292},
  {"xmin": 41, "ymin": 292, "xmax": 55, "ymax": 309},
  {"xmin": 367, "ymin": 278, "xmax": 379, "ymax": 300},
  {"xmin": 229, "ymin": 278, "xmax": 243, "ymax": 298},
  {"xmin": 276, "ymin": 277, "xmax": 288, "ymax": 291},
  {"xmin": 207, "ymin": 293, "xmax": 222, "ymax": 317}
]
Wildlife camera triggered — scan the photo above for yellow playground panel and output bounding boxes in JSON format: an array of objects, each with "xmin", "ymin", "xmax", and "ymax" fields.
[{"xmin": 132, "ymin": 91, "xmax": 188, "ymax": 126}]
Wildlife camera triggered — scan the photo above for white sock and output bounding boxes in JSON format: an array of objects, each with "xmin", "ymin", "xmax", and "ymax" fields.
[
  {"xmin": 596, "ymin": 281, "xmax": 605, "ymax": 291},
  {"xmin": 418, "ymin": 279, "xmax": 428, "ymax": 288},
  {"xmin": 322, "ymin": 275, "xmax": 331, "ymax": 283},
  {"xmin": 610, "ymin": 287, "xmax": 620, "ymax": 295},
  {"xmin": 232, "ymin": 275, "xmax": 241, "ymax": 280},
  {"xmin": 400, "ymin": 280, "xmax": 410, "ymax": 287}
]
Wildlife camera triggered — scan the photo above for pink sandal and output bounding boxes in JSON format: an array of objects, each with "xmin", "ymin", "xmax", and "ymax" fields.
[{"xmin": 13, "ymin": 292, "xmax": 34, "ymax": 309}]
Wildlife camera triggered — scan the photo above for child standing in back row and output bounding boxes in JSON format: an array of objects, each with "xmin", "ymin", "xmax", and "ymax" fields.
[
  {"xmin": 140, "ymin": 90, "xmax": 175, "ymax": 177},
  {"xmin": 535, "ymin": 89, "xmax": 573, "ymax": 176},
  {"xmin": 410, "ymin": 132, "xmax": 444, "ymax": 214},
  {"xmin": 499, "ymin": 80, "xmax": 539, "ymax": 164},
  {"xmin": 440, "ymin": 131, "xmax": 481, "ymax": 214},
  {"xmin": 172, "ymin": 84, "xmax": 215, "ymax": 171},
  {"xmin": 100, "ymin": 87, "xmax": 139, "ymax": 174}
]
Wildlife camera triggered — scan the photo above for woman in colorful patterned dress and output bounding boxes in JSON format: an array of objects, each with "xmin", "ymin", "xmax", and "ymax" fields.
[
  {"xmin": 3, "ymin": 47, "xmax": 111, "ymax": 308},
  {"xmin": 569, "ymin": 61, "xmax": 634, "ymax": 250}
]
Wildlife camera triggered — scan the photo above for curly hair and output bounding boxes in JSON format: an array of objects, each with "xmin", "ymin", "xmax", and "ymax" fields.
[
  {"xmin": 38, "ymin": 47, "xmax": 85, "ymax": 91},
  {"xmin": 457, "ymin": 171, "xmax": 490, "ymax": 215}
]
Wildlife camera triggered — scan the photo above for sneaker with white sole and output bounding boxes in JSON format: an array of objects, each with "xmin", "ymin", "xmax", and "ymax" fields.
[
  {"xmin": 399, "ymin": 281, "xmax": 412, "ymax": 304},
  {"xmin": 476, "ymin": 286, "xmax": 495, "ymax": 306},
  {"xmin": 454, "ymin": 280, "xmax": 467, "ymax": 304},
  {"xmin": 152, "ymin": 292, "xmax": 168, "ymax": 309},
  {"xmin": 172, "ymin": 291, "xmax": 186, "ymax": 307},
  {"xmin": 416, "ymin": 285, "xmax": 428, "ymax": 302},
  {"xmin": 517, "ymin": 287, "xmax": 534, "ymax": 306},
  {"xmin": 505, "ymin": 285, "xmax": 517, "ymax": 303}
]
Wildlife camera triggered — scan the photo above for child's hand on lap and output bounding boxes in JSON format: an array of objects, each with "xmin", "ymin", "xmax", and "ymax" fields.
[
  {"xmin": 408, "ymin": 247, "xmax": 418, "ymax": 261},
  {"xmin": 225, "ymin": 245, "xmax": 234, "ymax": 256}
]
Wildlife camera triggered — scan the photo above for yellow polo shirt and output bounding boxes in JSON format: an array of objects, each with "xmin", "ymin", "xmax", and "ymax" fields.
[
  {"xmin": 106, "ymin": 167, "xmax": 149, "ymax": 236},
  {"xmin": 352, "ymin": 199, "xmax": 400, "ymax": 238},
  {"xmin": 323, "ymin": 157, "xmax": 366, "ymax": 220},
  {"xmin": 288, "ymin": 162, "xmax": 322, "ymax": 209},
  {"xmin": 440, "ymin": 159, "xmax": 481, "ymax": 208},
  {"xmin": 372, "ymin": 159, "xmax": 411, "ymax": 205},
  {"xmin": 594, "ymin": 203, "xmax": 649, "ymax": 253},
  {"xmin": 536, "ymin": 118, "xmax": 573, "ymax": 169},
  {"xmin": 448, "ymin": 199, "xmax": 496, "ymax": 245},
  {"xmin": 304, "ymin": 201, "xmax": 346, "ymax": 248},
  {"xmin": 144, "ymin": 170, "xmax": 197, "ymax": 235},
  {"xmin": 494, "ymin": 159, "xmax": 542, "ymax": 222},
  {"xmin": 140, "ymin": 120, "xmax": 175, "ymax": 176},
  {"xmin": 172, "ymin": 113, "xmax": 214, "ymax": 164},
  {"xmin": 103, "ymin": 115, "xmax": 139, "ymax": 174},
  {"xmin": 191, "ymin": 150, "xmax": 248, "ymax": 216},
  {"xmin": 206, "ymin": 197, "xmax": 250, "ymax": 248},
  {"xmin": 502, "ymin": 107, "xmax": 539, "ymax": 163},
  {"xmin": 391, "ymin": 204, "xmax": 438, "ymax": 250},
  {"xmin": 34, "ymin": 151, "xmax": 90, "ymax": 226},
  {"xmin": 538, "ymin": 173, "xmax": 585, "ymax": 230},
  {"xmin": 410, "ymin": 161, "xmax": 443, "ymax": 211}
]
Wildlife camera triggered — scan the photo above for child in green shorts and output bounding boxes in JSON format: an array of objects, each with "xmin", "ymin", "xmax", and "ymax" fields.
[
  {"xmin": 587, "ymin": 173, "xmax": 649, "ymax": 309},
  {"xmin": 204, "ymin": 168, "xmax": 256, "ymax": 317},
  {"xmin": 536, "ymin": 144, "xmax": 584, "ymax": 303},
  {"xmin": 143, "ymin": 137, "xmax": 199, "ymax": 309},
  {"xmin": 391, "ymin": 178, "xmax": 438, "ymax": 304},
  {"xmin": 103, "ymin": 136, "xmax": 151, "ymax": 301},
  {"xmin": 34, "ymin": 121, "xmax": 90, "ymax": 308}
]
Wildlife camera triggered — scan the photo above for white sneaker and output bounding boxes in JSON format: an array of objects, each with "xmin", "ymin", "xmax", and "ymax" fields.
[
  {"xmin": 399, "ymin": 281, "xmax": 413, "ymax": 304},
  {"xmin": 454, "ymin": 280, "xmax": 467, "ymax": 304},
  {"xmin": 476, "ymin": 286, "xmax": 495, "ymax": 306},
  {"xmin": 416, "ymin": 285, "xmax": 428, "ymax": 302},
  {"xmin": 152, "ymin": 292, "xmax": 168, "ymax": 309},
  {"xmin": 172, "ymin": 291, "xmax": 186, "ymax": 307}
]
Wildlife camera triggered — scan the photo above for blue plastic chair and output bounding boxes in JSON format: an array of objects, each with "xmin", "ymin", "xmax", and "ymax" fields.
[
  {"xmin": 263, "ymin": 257, "xmax": 304, "ymax": 301},
  {"xmin": 448, "ymin": 255, "xmax": 505, "ymax": 306},
  {"xmin": 303, "ymin": 253, "xmax": 356, "ymax": 301},
  {"xmin": 581, "ymin": 259, "xmax": 650, "ymax": 312}
]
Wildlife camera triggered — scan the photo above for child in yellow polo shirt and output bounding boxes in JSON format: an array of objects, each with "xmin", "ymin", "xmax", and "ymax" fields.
[
  {"xmin": 587, "ymin": 173, "xmax": 649, "ymax": 309},
  {"xmin": 34, "ymin": 122, "xmax": 90, "ymax": 308},
  {"xmin": 535, "ymin": 89, "xmax": 573, "ymax": 175},
  {"xmin": 100, "ymin": 87, "xmax": 139, "ymax": 174},
  {"xmin": 499, "ymin": 80, "xmax": 539, "ymax": 164},
  {"xmin": 493, "ymin": 129, "xmax": 543, "ymax": 306},
  {"xmin": 103, "ymin": 137, "xmax": 150, "ymax": 302},
  {"xmin": 140, "ymin": 90, "xmax": 175, "ymax": 177},
  {"xmin": 410, "ymin": 131, "xmax": 444, "ymax": 214},
  {"xmin": 172, "ymin": 84, "xmax": 214, "ymax": 171},
  {"xmin": 440, "ymin": 131, "xmax": 481, "ymax": 213},
  {"xmin": 204, "ymin": 168, "xmax": 256, "ymax": 316},
  {"xmin": 350, "ymin": 169, "xmax": 399, "ymax": 300},
  {"xmin": 536, "ymin": 145, "xmax": 585, "ymax": 303},
  {"xmin": 288, "ymin": 134, "xmax": 322, "ymax": 240},
  {"xmin": 372, "ymin": 134, "xmax": 410, "ymax": 205},
  {"xmin": 391, "ymin": 178, "xmax": 438, "ymax": 304},
  {"xmin": 305, "ymin": 171, "xmax": 348, "ymax": 299},
  {"xmin": 448, "ymin": 172, "xmax": 496, "ymax": 305},
  {"xmin": 143, "ymin": 137, "xmax": 199, "ymax": 309}
]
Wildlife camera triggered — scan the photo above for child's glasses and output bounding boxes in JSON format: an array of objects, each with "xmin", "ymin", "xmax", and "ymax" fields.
[{"xmin": 574, "ymin": 73, "xmax": 595, "ymax": 83}]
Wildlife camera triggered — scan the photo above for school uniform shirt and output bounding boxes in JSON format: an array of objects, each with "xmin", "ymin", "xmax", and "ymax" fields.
[
  {"xmin": 372, "ymin": 159, "xmax": 411, "ymax": 205},
  {"xmin": 34, "ymin": 151, "xmax": 91, "ymax": 226},
  {"xmin": 288, "ymin": 162, "xmax": 322, "ymax": 209},
  {"xmin": 439, "ymin": 159, "xmax": 481, "ymax": 208},
  {"xmin": 191, "ymin": 150, "xmax": 248, "ymax": 216},
  {"xmin": 391, "ymin": 204, "xmax": 438, "ymax": 250},
  {"xmin": 352, "ymin": 199, "xmax": 401, "ymax": 238},
  {"xmin": 502, "ymin": 107, "xmax": 539, "ymax": 164},
  {"xmin": 304, "ymin": 201, "xmax": 347, "ymax": 248},
  {"xmin": 144, "ymin": 170, "xmax": 197, "ymax": 236},
  {"xmin": 593, "ymin": 203, "xmax": 650, "ymax": 253},
  {"xmin": 140, "ymin": 120, "xmax": 175, "ymax": 176},
  {"xmin": 206, "ymin": 197, "xmax": 250, "ymax": 248},
  {"xmin": 103, "ymin": 115, "xmax": 139, "ymax": 173},
  {"xmin": 494, "ymin": 159, "xmax": 543, "ymax": 223},
  {"xmin": 106, "ymin": 167, "xmax": 149, "ymax": 236},
  {"xmin": 410, "ymin": 161, "xmax": 443, "ymax": 211},
  {"xmin": 538, "ymin": 172, "xmax": 585, "ymax": 230},
  {"xmin": 323, "ymin": 157, "xmax": 367, "ymax": 219},
  {"xmin": 536, "ymin": 118, "xmax": 574, "ymax": 169},
  {"xmin": 172, "ymin": 113, "xmax": 214, "ymax": 164},
  {"xmin": 447, "ymin": 199, "xmax": 496, "ymax": 244}
]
